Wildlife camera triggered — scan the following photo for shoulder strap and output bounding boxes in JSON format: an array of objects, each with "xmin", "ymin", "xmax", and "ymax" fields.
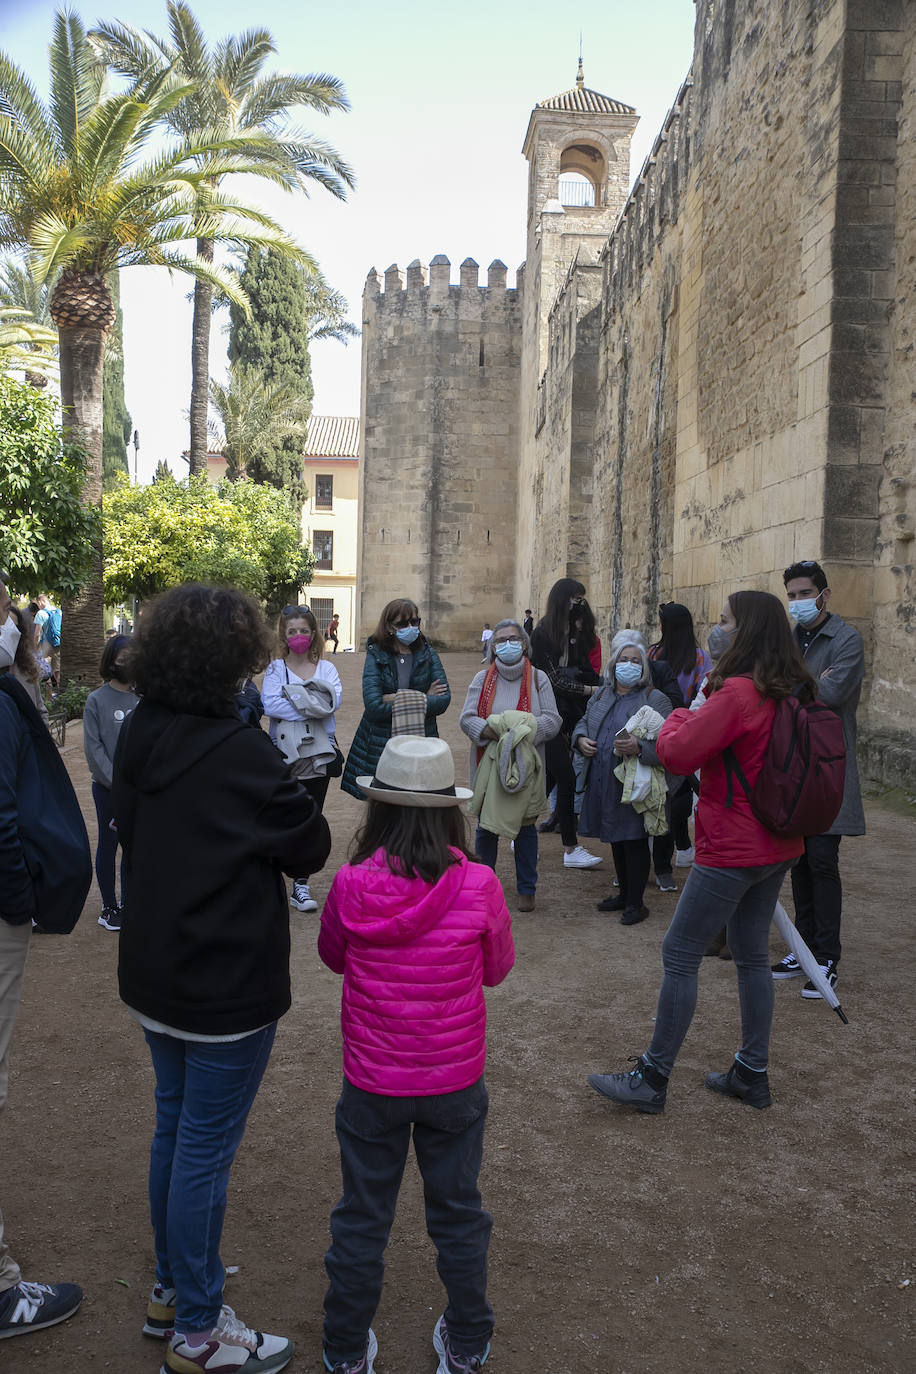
[{"xmin": 722, "ymin": 745, "xmax": 753, "ymax": 810}]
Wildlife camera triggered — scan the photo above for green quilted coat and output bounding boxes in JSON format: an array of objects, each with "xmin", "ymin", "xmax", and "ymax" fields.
[{"xmin": 341, "ymin": 640, "xmax": 452, "ymax": 799}]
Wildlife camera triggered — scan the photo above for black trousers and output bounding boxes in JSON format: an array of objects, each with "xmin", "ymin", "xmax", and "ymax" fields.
[
  {"xmin": 290, "ymin": 770, "xmax": 330, "ymax": 882},
  {"xmin": 323, "ymin": 1077, "xmax": 493, "ymax": 1364},
  {"xmin": 652, "ymin": 783, "xmax": 694, "ymax": 875},
  {"xmin": 611, "ymin": 837, "xmax": 651, "ymax": 909},
  {"xmin": 791, "ymin": 834, "xmax": 843, "ymax": 966},
  {"xmin": 544, "ymin": 734, "xmax": 577, "ymax": 847}
]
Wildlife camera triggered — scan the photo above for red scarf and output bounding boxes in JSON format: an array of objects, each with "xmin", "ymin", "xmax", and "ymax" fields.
[{"xmin": 475, "ymin": 660, "xmax": 532, "ymax": 764}]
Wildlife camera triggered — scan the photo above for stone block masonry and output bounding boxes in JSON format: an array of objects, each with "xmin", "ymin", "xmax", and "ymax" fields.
[{"xmin": 356, "ymin": 259, "xmax": 521, "ymax": 648}]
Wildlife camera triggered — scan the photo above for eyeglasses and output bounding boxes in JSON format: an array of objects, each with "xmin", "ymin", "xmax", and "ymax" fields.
[
  {"xmin": 282, "ymin": 605, "xmax": 310, "ymax": 615},
  {"xmin": 784, "ymin": 560, "xmax": 817, "ymax": 576}
]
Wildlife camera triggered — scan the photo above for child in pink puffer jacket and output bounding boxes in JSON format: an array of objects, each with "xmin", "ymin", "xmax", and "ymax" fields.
[{"xmin": 318, "ymin": 736, "xmax": 514, "ymax": 1374}]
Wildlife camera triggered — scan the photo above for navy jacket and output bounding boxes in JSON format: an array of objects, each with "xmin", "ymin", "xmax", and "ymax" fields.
[{"xmin": 0, "ymin": 675, "xmax": 91, "ymax": 933}]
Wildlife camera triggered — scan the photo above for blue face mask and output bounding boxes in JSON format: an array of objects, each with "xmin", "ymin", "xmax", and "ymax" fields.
[
  {"xmin": 494, "ymin": 640, "xmax": 524, "ymax": 665},
  {"xmin": 615, "ymin": 660, "xmax": 643, "ymax": 686},
  {"xmin": 788, "ymin": 595, "xmax": 823, "ymax": 627},
  {"xmin": 395, "ymin": 624, "xmax": 420, "ymax": 645}
]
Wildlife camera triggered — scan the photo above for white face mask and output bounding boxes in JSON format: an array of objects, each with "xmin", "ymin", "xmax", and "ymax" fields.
[{"xmin": 0, "ymin": 616, "xmax": 21, "ymax": 670}]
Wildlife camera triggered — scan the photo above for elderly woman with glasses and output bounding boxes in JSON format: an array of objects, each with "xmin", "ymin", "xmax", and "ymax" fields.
[
  {"xmin": 459, "ymin": 619, "xmax": 562, "ymax": 911},
  {"xmin": 572, "ymin": 630, "xmax": 674, "ymax": 926},
  {"xmin": 341, "ymin": 598, "xmax": 451, "ymax": 801}
]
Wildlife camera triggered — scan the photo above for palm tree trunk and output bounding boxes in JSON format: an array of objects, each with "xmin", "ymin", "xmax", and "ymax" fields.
[
  {"xmin": 188, "ymin": 235, "xmax": 214, "ymax": 476},
  {"xmin": 58, "ymin": 325, "xmax": 106, "ymax": 686}
]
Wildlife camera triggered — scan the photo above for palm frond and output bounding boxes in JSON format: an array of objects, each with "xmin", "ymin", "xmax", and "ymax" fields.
[
  {"xmin": 48, "ymin": 10, "xmax": 104, "ymax": 164},
  {"xmin": 0, "ymin": 54, "xmax": 58, "ymax": 165},
  {"xmin": 87, "ymin": 19, "xmax": 163, "ymax": 81},
  {"xmin": 241, "ymin": 72, "xmax": 350, "ymax": 128},
  {"xmin": 27, "ymin": 213, "xmax": 94, "ymax": 283},
  {"xmin": 0, "ymin": 112, "xmax": 57, "ymax": 186},
  {"xmin": 215, "ymin": 30, "xmax": 275, "ymax": 101},
  {"xmin": 167, "ymin": 2, "xmax": 212, "ymax": 87},
  {"xmin": 276, "ymin": 135, "xmax": 356, "ymax": 193},
  {"xmin": 0, "ymin": 256, "xmax": 55, "ymax": 321}
]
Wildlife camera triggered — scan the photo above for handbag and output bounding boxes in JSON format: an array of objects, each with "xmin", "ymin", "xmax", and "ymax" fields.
[{"xmin": 325, "ymin": 744, "xmax": 345, "ymax": 778}]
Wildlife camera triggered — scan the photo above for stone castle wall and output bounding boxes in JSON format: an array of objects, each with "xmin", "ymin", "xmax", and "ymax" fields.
[{"xmin": 356, "ymin": 258, "xmax": 521, "ymax": 647}]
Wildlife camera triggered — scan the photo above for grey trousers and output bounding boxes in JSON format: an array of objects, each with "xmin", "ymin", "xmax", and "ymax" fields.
[{"xmin": 0, "ymin": 918, "xmax": 31, "ymax": 1291}]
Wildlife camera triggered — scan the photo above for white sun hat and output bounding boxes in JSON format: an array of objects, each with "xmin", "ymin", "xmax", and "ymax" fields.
[{"xmin": 357, "ymin": 736, "xmax": 472, "ymax": 808}]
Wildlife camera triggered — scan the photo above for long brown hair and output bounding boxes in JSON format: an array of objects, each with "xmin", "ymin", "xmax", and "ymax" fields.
[
  {"xmin": 707, "ymin": 590, "xmax": 816, "ymax": 701},
  {"xmin": 370, "ymin": 598, "xmax": 423, "ymax": 654},
  {"xmin": 349, "ymin": 800, "xmax": 475, "ymax": 884},
  {"xmin": 277, "ymin": 605, "xmax": 324, "ymax": 663}
]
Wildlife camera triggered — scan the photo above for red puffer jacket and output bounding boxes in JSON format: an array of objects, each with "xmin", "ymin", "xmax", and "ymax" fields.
[
  {"xmin": 318, "ymin": 849, "xmax": 514, "ymax": 1096},
  {"xmin": 656, "ymin": 676, "xmax": 804, "ymax": 868}
]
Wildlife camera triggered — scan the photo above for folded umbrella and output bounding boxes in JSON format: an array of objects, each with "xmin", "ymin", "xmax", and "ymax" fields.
[{"xmin": 772, "ymin": 901, "xmax": 849, "ymax": 1024}]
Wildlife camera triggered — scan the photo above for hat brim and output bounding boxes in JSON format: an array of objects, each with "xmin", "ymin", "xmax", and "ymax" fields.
[{"xmin": 355, "ymin": 777, "xmax": 473, "ymax": 808}]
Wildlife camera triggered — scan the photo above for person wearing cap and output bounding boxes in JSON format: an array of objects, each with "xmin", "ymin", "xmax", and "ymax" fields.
[
  {"xmin": 648, "ymin": 603, "xmax": 711, "ymax": 889},
  {"xmin": 318, "ymin": 736, "xmax": 514, "ymax": 1374}
]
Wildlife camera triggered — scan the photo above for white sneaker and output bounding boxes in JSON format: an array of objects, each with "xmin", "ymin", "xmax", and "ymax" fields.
[
  {"xmin": 563, "ymin": 846, "xmax": 603, "ymax": 869},
  {"xmin": 165, "ymin": 1305, "xmax": 293, "ymax": 1372},
  {"xmin": 290, "ymin": 882, "xmax": 318, "ymax": 912},
  {"xmin": 675, "ymin": 846, "xmax": 695, "ymax": 867}
]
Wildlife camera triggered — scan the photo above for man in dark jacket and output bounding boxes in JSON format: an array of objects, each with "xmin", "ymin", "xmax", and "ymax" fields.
[
  {"xmin": 0, "ymin": 579, "xmax": 86, "ymax": 1340},
  {"xmin": 774, "ymin": 561, "xmax": 865, "ymax": 998}
]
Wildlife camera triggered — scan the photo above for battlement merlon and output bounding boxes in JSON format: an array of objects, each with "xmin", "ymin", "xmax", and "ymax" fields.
[{"xmin": 361, "ymin": 256, "xmax": 518, "ymax": 300}]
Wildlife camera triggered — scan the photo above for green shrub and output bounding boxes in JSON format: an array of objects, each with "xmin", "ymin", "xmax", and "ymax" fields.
[{"xmin": 55, "ymin": 681, "xmax": 91, "ymax": 720}]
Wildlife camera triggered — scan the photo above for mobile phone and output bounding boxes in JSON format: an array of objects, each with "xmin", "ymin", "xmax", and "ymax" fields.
[{"xmin": 614, "ymin": 728, "xmax": 632, "ymax": 743}]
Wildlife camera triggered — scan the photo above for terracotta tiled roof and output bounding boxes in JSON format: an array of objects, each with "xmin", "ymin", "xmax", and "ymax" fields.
[
  {"xmin": 538, "ymin": 73, "xmax": 635, "ymax": 117},
  {"xmin": 303, "ymin": 415, "xmax": 360, "ymax": 459}
]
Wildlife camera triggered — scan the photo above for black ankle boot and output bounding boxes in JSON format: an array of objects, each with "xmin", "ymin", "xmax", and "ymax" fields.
[{"xmin": 705, "ymin": 1061, "xmax": 771, "ymax": 1109}]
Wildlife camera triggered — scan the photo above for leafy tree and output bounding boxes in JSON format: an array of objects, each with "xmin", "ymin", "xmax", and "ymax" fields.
[
  {"xmin": 152, "ymin": 459, "xmax": 174, "ymax": 482},
  {"xmin": 90, "ymin": 2, "xmax": 354, "ymax": 477},
  {"xmin": 103, "ymin": 472, "xmax": 313, "ymax": 613},
  {"xmin": 0, "ymin": 8, "xmax": 302, "ymax": 682},
  {"xmin": 0, "ymin": 373, "xmax": 100, "ymax": 598},
  {"xmin": 208, "ymin": 364, "xmax": 310, "ymax": 498},
  {"xmin": 102, "ymin": 270, "xmax": 132, "ymax": 491},
  {"xmin": 228, "ymin": 246, "xmax": 312, "ymax": 507}
]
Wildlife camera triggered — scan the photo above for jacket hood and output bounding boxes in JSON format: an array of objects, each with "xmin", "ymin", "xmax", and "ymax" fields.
[
  {"xmin": 119, "ymin": 700, "xmax": 246, "ymax": 794},
  {"xmin": 340, "ymin": 848, "xmax": 470, "ymax": 945}
]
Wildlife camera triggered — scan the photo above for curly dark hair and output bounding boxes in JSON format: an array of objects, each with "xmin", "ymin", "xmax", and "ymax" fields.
[
  {"xmin": 707, "ymin": 590, "xmax": 816, "ymax": 702},
  {"xmin": 128, "ymin": 584, "xmax": 272, "ymax": 717}
]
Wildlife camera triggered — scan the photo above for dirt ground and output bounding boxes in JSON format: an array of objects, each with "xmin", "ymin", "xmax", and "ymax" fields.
[{"xmin": 3, "ymin": 650, "xmax": 913, "ymax": 1373}]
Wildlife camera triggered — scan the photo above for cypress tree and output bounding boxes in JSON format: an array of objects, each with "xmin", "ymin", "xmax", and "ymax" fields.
[
  {"xmin": 228, "ymin": 247, "xmax": 312, "ymax": 511},
  {"xmin": 102, "ymin": 269, "xmax": 132, "ymax": 491}
]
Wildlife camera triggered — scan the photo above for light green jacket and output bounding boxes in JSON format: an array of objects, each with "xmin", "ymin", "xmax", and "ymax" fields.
[{"xmin": 468, "ymin": 709, "xmax": 548, "ymax": 839}]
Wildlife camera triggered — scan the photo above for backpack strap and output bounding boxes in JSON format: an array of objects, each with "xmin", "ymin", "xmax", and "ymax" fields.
[{"xmin": 722, "ymin": 745, "xmax": 753, "ymax": 810}]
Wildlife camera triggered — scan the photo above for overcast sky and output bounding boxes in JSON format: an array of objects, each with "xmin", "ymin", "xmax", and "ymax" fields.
[{"xmin": 1, "ymin": 0, "xmax": 696, "ymax": 480}]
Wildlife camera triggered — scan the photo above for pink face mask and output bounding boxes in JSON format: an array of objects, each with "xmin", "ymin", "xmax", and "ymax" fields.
[{"xmin": 287, "ymin": 633, "xmax": 312, "ymax": 654}]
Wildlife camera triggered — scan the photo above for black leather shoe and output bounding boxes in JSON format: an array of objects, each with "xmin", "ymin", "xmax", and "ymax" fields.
[
  {"xmin": 538, "ymin": 813, "xmax": 559, "ymax": 833},
  {"xmin": 705, "ymin": 1064, "xmax": 771, "ymax": 1109},
  {"xmin": 620, "ymin": 905, "xmax": 649, "ymax": 926},
  {"xmin": 596, "ymin": 894, "xmax": 626, "ymax": 912}
]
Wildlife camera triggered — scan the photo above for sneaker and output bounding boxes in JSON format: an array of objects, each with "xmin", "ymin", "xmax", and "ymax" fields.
[
  {"xmin": 323, "ymin": 1328, "xmax": 378, "ymax": 1373},
  {"xmin": 0, "ymin": 1280, "xmax": 83, "ymax": 1339},
  {"xmin": 595, "ymin": 893, "xmax": 626, "ymax": 912},
  {"xmin": 655, "ymin": 873, "xmax": 677, "ymax": 892},
  {"xmin": 705, "ymin": 1063, "xmax": 772, "ymax": 1109},
  {"xmin": 433, "ymin": 1315, "xmax": 489, "ymax": 1374},
  {"xmin": 620, "ymin": 905, "xmax": 650, "ymax": 926},
  {"xmin": 289, "ymin": 882, "xmax": 318, "ymax": 913},
  {"xmin": 801, "ymin": 960, "xmax": 838, "ymax": 1000},
  {"xmin": 143, "ymin": 1283, "xmax": 176, "ymax": 1339},
  {"xmin": 98, "ymin": 905, "xmax": 121, "ymax": 931},
  {"xmin": 563, "ymin": 846, "xmax": 603, "ymax": 869},
  {"xmin": 675, "ymin": 846, "xmax": 695, "ymax": 867},
  {"xmin": 587, "ymin": 1056, "xmax": 667, "ymax": 1115},
  {"xmin": 771, "ymin": 953, "xmax": 803, "ymax": 979},
  {"xmin": 163, "ymin": 1306, "xmax": 293, "ymax": 1373}
]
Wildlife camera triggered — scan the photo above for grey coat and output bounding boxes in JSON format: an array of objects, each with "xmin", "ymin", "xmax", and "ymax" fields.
[
  {"xmin": 571, "ymin": 685, "xmax": 674, "ymax": 796},
  {"xmin": 796, "ymin": 613, "xmax": 865, "ymax": 836}
]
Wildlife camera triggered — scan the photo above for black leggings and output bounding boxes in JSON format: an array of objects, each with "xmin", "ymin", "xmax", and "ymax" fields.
[
  {"xmin": 544, "ymin": 735, "xmax": 577, "ymax": 847},
  {"xmin": 611, "ymin": 838, "xmax": 651, "ymax": 909},
  {"xmin": 652, "ymin": 784, "xmax": 694, "ymax": 875},
  {"xmin": 292, "ymin": 771, "xmax": 331, "ymax": 882}
]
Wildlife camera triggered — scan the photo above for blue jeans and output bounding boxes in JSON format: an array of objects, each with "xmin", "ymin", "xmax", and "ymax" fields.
[
  {"xmin": 144, "ymin": 1024, "xmax": 277, "ymax": 1332},
  {"xmin": 91, "ymin": 780, "xmax": 124, "ymax": 909},
  {"xmin": 475, "ymin": 824, "xmax": 538, "ymax": 894},
  {"xmin": 324, "ymin": 1077, "xmax": 493, "ymax": 1364},
  {"xmin": 645, "ymin": 861, "xmax": 791, "ymax": 1076}
]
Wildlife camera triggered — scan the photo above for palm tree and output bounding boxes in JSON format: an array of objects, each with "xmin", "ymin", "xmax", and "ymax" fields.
[
  {"xmin": 90, "ymin": 2, "xmax": 354, "ymax": 476},
  {"xmin": 0, "ymin": 9, "xmax": 305, "ymax": 682},
  {"xmin": 0, "ymin": 305, "xmax": 58, "ymax": 382},
  {"xmin": 0, "ymin": 258, "xmax": 57, "ymax": 385},
  {"xmin": 208, "ymin": 364, "xmax": 311, "ymax": 484}
]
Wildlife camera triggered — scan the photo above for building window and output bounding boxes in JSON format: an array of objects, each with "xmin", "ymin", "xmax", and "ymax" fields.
[
  {"xmin": 315, "ymin": 474, "xmax": 333, "ymax": 509},
  {"xmin": 309, "ymin": 597, "xmax": 334, "ymax": 632},
  {"xmin": 313, "ymin": 530, "xmax": 334, "ymax": 570}
]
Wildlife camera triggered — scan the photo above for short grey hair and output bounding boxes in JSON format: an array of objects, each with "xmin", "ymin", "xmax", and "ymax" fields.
[
  {"xmin": 605, "ymin": 628, "xmax": 651, "ymax": 689},
  {"xmin": 484, "ymin": 618, "xmax": 530, "ymax": 664}
]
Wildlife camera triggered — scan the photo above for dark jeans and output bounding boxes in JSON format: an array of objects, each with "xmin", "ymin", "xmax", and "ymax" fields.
[
  {"xmin": 324, "ymin": 1077, "xmax": 493, "ymax": 1364},
  {"xmin": 791, "ymin": 834, "xmax": 842, "ymax": 966},
  {"xmin": 645, "ymin": 861, "xmax": 792, "ymax": 1076},
  {"xmin": 475, "ymin": 824, "xmax": 538, "ymax": 895},
  {"xmin": 652, "ymin": 783, "xmax": 694, "ymax": 876},
  {"xmin": 611, "ymin": 838, "xmax": 650, "ymax": 908},
  {"xmin": 291, "ymin": 772, "xmax": 330, "ymax": 883},
  {"xmin": 144, "ymin": 1023, "xmax": 276, "ymax": 1332},
  {"xmin": 544, "ymin": 735, "xmax": 577, "ymax": 847},
  {"xmin": 91, "ymin": 779, "xmax": 124, "ymax": 909}
]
